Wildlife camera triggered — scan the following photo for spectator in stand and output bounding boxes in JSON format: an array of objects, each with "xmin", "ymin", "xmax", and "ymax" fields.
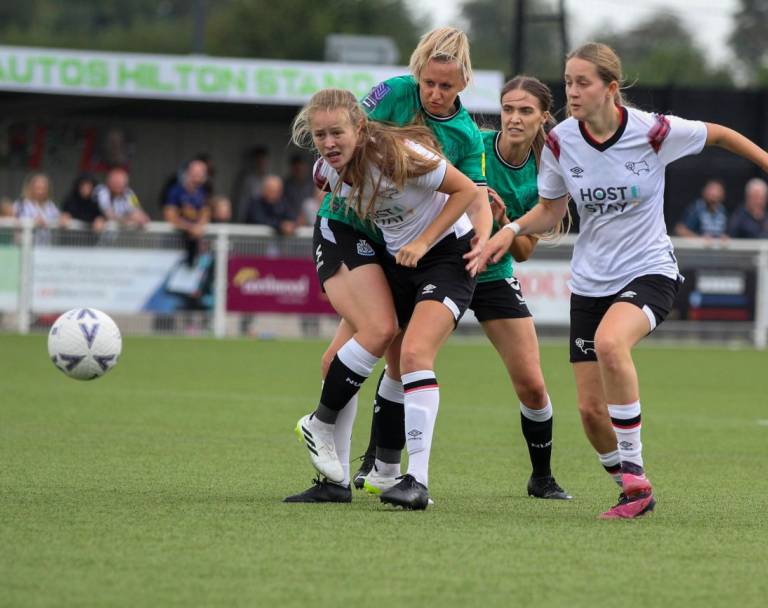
[
  {"xmin": 728, "ymin": 178, "xmax": 768, "ymax": 239},
  {"xmin": 0, "ymin": 196, "xmax": 13, "ymax": 218},
  {"xmin": 13, "ymin": 173, "xmax": 68, "ymax": 244},
  {"xmin": 283, "ymin": 154, "xmax": 315, "ymax": 226},
  {"xmin": 159, "ymin": 152, "xmax": 216, "ymax": 207},
  {"xmin": 233, "ymin": 145, "xmax": 270, "ymax": 221},
  {"xmin": 61, "ymin": 173, "xmax": 105, "ymax": 233},
  {"xmin": 674, "ymin": 179, "xmax": 728, "ymax": 239},
  {"xmin": 164, "ymin": 159, "xmax": 210, "ymax": 265},
  {"xmin": 210, "ymin": 194, "xmax": 233, "ymax": 223},
  {"xmin": 302, "ymin": 187, "xmax": 323, "ymax": 227},
  {"xmin": 241, "ymin": 175, "xmax": 296, "ymax": 236},
  {"xmin": 94, "ymin": 167, "xmax": 150, "ymax": 228}
]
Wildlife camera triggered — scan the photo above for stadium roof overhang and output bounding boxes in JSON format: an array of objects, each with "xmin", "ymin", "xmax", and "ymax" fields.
[{"xmin": 0, "ymin": 45, "xmax": 503, "ymax": 115}]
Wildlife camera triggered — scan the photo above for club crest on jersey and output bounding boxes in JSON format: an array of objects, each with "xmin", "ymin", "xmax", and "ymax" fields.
[
  {"xmin": 570, "ymin": 166, "xmax": 584, "ymax": 178},
  {"xmin": 361, "ymin": 82, "xmax": 391, "ymax": 110},
  {"xmin": 574, "ymin": 338, "xmax": 596, "ymax": 355},
  {"xmin": 356, "ymin": 240, "xmax": 375, "ymax": 256},
  {"xmin": 625, "ymin": 160, "xmax": 650, "ymax": 175}
]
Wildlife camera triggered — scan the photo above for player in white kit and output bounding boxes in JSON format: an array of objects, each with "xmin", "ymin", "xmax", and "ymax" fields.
[
  {"xmin": 479, "ymin": 42, "xmax": 768, "ymax": 519},
  {"xmin": 291, "ymin": 88, "xmax": 489, "ymax": 509}
]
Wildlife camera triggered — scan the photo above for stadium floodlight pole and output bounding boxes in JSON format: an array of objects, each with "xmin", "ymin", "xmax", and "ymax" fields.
[
  {"xmin": 559, "ymin": 0, "xmax": 569, "ymax": 73},
  {"xmin": 193, "ymin": 0, "xmax": 206, "ymax": 54},
  {"xmin": 512, "ymin": 0, "xmax": 526, "ymax": 76}
]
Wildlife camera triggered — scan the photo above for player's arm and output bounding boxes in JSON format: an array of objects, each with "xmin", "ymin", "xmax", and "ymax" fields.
[
  {"xmin": 509, "ymin": 234, "xmax": 539, "ymax": 262},
  {"xmin": 705, "ymin": 123, "xmax": 768, "ymax": 172},
  {"xmin": 478, "ymin": 196, "xmax": 568, "ymax": 268},
  {"xmin": 395, "ymin": 165, "xmax": 477, "ymax": 268}
]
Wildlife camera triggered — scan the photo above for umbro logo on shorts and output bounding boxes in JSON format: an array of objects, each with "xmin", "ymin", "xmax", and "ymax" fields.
[
  {"xmin": 315, "ymin": 244, "xmax": 324, "ymax": 270},
  {"xmin": 356, "ymin": 239, "xmax": 375, "ymax": 256},
  {"xmin": 619, "ymin": 290, "xmax": 637, "ymax": 299},
  {"xmin": 574, "ymin": 338, "xmax": 596, "ymax": 355},
  {"xmin": 407, "ymin": 429, "xmax": 423, "ymax": 439},
  {"xmin": 421, "ymin": 284, "xmax": 437, "ymax": 295}
]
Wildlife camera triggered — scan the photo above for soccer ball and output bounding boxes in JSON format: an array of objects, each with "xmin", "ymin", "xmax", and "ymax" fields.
[{"xmin": 48, "ymin": 308, "xmax": 122, "ymax": 380}]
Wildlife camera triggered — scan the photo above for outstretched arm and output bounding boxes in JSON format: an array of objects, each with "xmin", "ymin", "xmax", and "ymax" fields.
[
  {"xmin": 477, "ymin": 196, "xmax": 568, "ymax": 269},
  {"xmin": 706, "ymin": 123, "xmax": 768, "ymax": 172}
]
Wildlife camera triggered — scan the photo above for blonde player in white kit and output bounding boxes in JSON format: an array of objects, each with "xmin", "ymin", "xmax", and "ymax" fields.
[
  {"xmin": 479, "ymin": 42, "xmax": 768, "ymax": 519},
  {"xmin": 291, "ymin": 88, "xmax": 489, "ymax": 509}
]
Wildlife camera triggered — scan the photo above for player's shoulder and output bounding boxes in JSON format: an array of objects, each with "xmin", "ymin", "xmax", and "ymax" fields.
[
  {"xmin": 361, "ymin": 74, "xmax": 414, "ymax": 110},
  {"xmin": 480, "ymin": 129, "xmax": 498, "ymax": 147}
]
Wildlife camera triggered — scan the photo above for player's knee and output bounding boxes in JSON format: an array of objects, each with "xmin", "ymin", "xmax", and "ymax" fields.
[
  {"xmin": 516, "ymin": 381, "xmax": 548, "ymax": 409},
  {"xmin": 362, "ymin": 317, "xmax": 399, "ymax": 355},
  {"xmin": 399, "ymin": 343, "xmax": 433, "ymax": 374},
  {"xmin": 594, "ymin": 333, "xmax": 625, "ymax": 371},
  {"xmin": 577, "ymin": 397, "xmax": 605, "ymax": 430}
]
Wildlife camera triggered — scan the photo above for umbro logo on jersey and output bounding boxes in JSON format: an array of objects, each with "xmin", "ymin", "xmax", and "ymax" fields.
[
  {"xmin": 619, "ymin": 290, "xmax": 637, "ymax": 299},
  {"xmin": 407, "ymin": 429, "xmax": 423, "ymax": 439},
  {"xmin": 356, "ymin": 240, "xmax": 375, "ymax": 256},
  {"xmin": 625, "ymin": 160, "xmax": 650, "ymax": 175},
  {"xmin": 570, "ymin": 166, "xmax": 584, "ymax": 178},
  {"xmin": 575, "ymin": 338, "xmax": 596, "ymax": 355},
  {"xmin": 422, "ymin": 284, "xmax": 437, "ymax": 295}
]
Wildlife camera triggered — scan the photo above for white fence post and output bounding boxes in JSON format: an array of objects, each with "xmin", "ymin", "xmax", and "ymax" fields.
[
  {"xmin": 754, "ymin": 244, "xmax": 768, "ymax": 350},
  {"xmin": 213, "ymin": 227, "xmax": 229, "ymax": 339},
  {"xmin": 17, "ymin": 220, "xmax": 33, "ymax": 334}
]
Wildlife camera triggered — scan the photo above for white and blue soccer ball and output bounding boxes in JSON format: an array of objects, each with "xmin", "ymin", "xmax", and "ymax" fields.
[{"xmin": 48, "ymin": 308, "xmax": 122, "ymax": 380}]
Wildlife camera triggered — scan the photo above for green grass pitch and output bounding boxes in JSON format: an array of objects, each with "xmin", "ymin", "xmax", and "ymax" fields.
[{"xmin": 1, "ymin": 334, "xmax": 766, "ymax": 607}]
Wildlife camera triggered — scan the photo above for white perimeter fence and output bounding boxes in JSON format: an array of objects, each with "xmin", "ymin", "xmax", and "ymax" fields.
[{"xmin": 1, "ymin": 218, "xmax": 766, "ymax": 349}]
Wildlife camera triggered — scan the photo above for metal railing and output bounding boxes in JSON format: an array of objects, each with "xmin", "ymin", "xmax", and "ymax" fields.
[{"xmin": 1, "ymin": 217, "xmax": 766, "ymax": 348}]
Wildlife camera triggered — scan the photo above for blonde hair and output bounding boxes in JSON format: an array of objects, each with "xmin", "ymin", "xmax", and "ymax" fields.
[
  {"xmin": 409, "ymin": 27, "xmax": 473, "ymax": 85},
  {"xmin": 566, "ymin": 42, "xmax": 630, "ymax": 113},
  {"xmin": 21, "ymin": 172, "xmax": 52, "ymax": 202},
  {"xmin": 292, "ymin": 88, "xmax": 444, "ymax": 221}
]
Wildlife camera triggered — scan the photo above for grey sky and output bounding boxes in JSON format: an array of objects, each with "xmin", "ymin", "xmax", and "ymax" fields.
[{"xmin": 407, "ymin": 0, "xmax": 739, "ymax": 67}]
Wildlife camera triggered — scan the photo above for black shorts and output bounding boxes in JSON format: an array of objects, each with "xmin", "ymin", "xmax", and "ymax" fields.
[
  {"xmin": 470, "ymin": 276, "xmax": 532, "ymax": 322},
  {"xmin": 570, "ymin": 273, "xmax": 683, "ymax": 363},
  {"xmin": 382, "ymin": 232, "xmax": 477, "ymax": 328},
  {"xmin": 312, "ymin": 216, "xmax": 383, "ymax": 289}
]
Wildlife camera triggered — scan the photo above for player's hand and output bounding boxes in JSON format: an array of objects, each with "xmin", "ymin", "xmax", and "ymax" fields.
[
  {"xmin": 476, "ymin": 229, "xmax": 515, "ymax": 272},
  {"xmin": 396, "ymin": 238, "xmax": 429, "ymax": 267},
  {"xmin": 463, "ymin": 233, "xmax": 487, "ymax": 277},
  {"xmin": 488, "ymin": 188, "xmax": 507, "ymax": 224}
]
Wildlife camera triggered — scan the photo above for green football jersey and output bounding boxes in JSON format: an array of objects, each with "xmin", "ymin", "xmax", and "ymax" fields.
[
  {"xmin": 317, "ymin": 75, "xmax": 487, "ymax": 240},
  {"xmin": 478, "ymin": 130, "xmax": 539, "ymax": 283}
]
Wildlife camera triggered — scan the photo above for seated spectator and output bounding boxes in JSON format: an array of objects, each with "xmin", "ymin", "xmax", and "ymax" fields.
[
  {"xmin": 210, "ymin": 195, "xmax": 233, "ymax": 223},
  {"xmin": 728, "ymin": 178, "xmax": 768, "ymax": 239},
  {"xmin": 0, "ymin": 196, "xmax": 13, "ymax": 218},
  {"xmin": 159, "ymin": 152, "xmax": 216, "ymax": 206},
  {"xmin": 233, "ymin": 145, "xmax": 270, "ymax": 221},
  {"xmin": 164, "ymin": 159, "xmax": 210, "ymax": 265},
  {"xmin": 674, "ymin": 179, "xmax": 728, "ymax": 239},
  {"xmin": 94, "ymin": 167, "xmax": 150, "ymax": 228},
  {"xmin": 241, "ymin": 175, "xmax": 296, "ymax": 236},
  {"xmin": 61, "ymin": 173, "xmax": 105, "ymax": 232},
  {"xmin": 13, "ymin": 173, "xmax": 67, "ymax": 244},
  {"xmin": 283, "ymin": 154, "xmax": 314, "ymax": 226}
]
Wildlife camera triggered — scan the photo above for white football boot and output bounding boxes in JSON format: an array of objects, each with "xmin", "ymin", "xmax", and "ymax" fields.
[{"xmin": 294, "ymin": 414, "xmax": 344, "ymax": 483}]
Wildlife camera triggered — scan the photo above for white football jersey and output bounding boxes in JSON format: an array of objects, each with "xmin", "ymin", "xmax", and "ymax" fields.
[
  {"xmin": 314, "ymin": 141, "xmax": 472, "ymax": 256},
  {"xmin": 538, "ymin": 106, "xmax": 707, "ymax": 296}
]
